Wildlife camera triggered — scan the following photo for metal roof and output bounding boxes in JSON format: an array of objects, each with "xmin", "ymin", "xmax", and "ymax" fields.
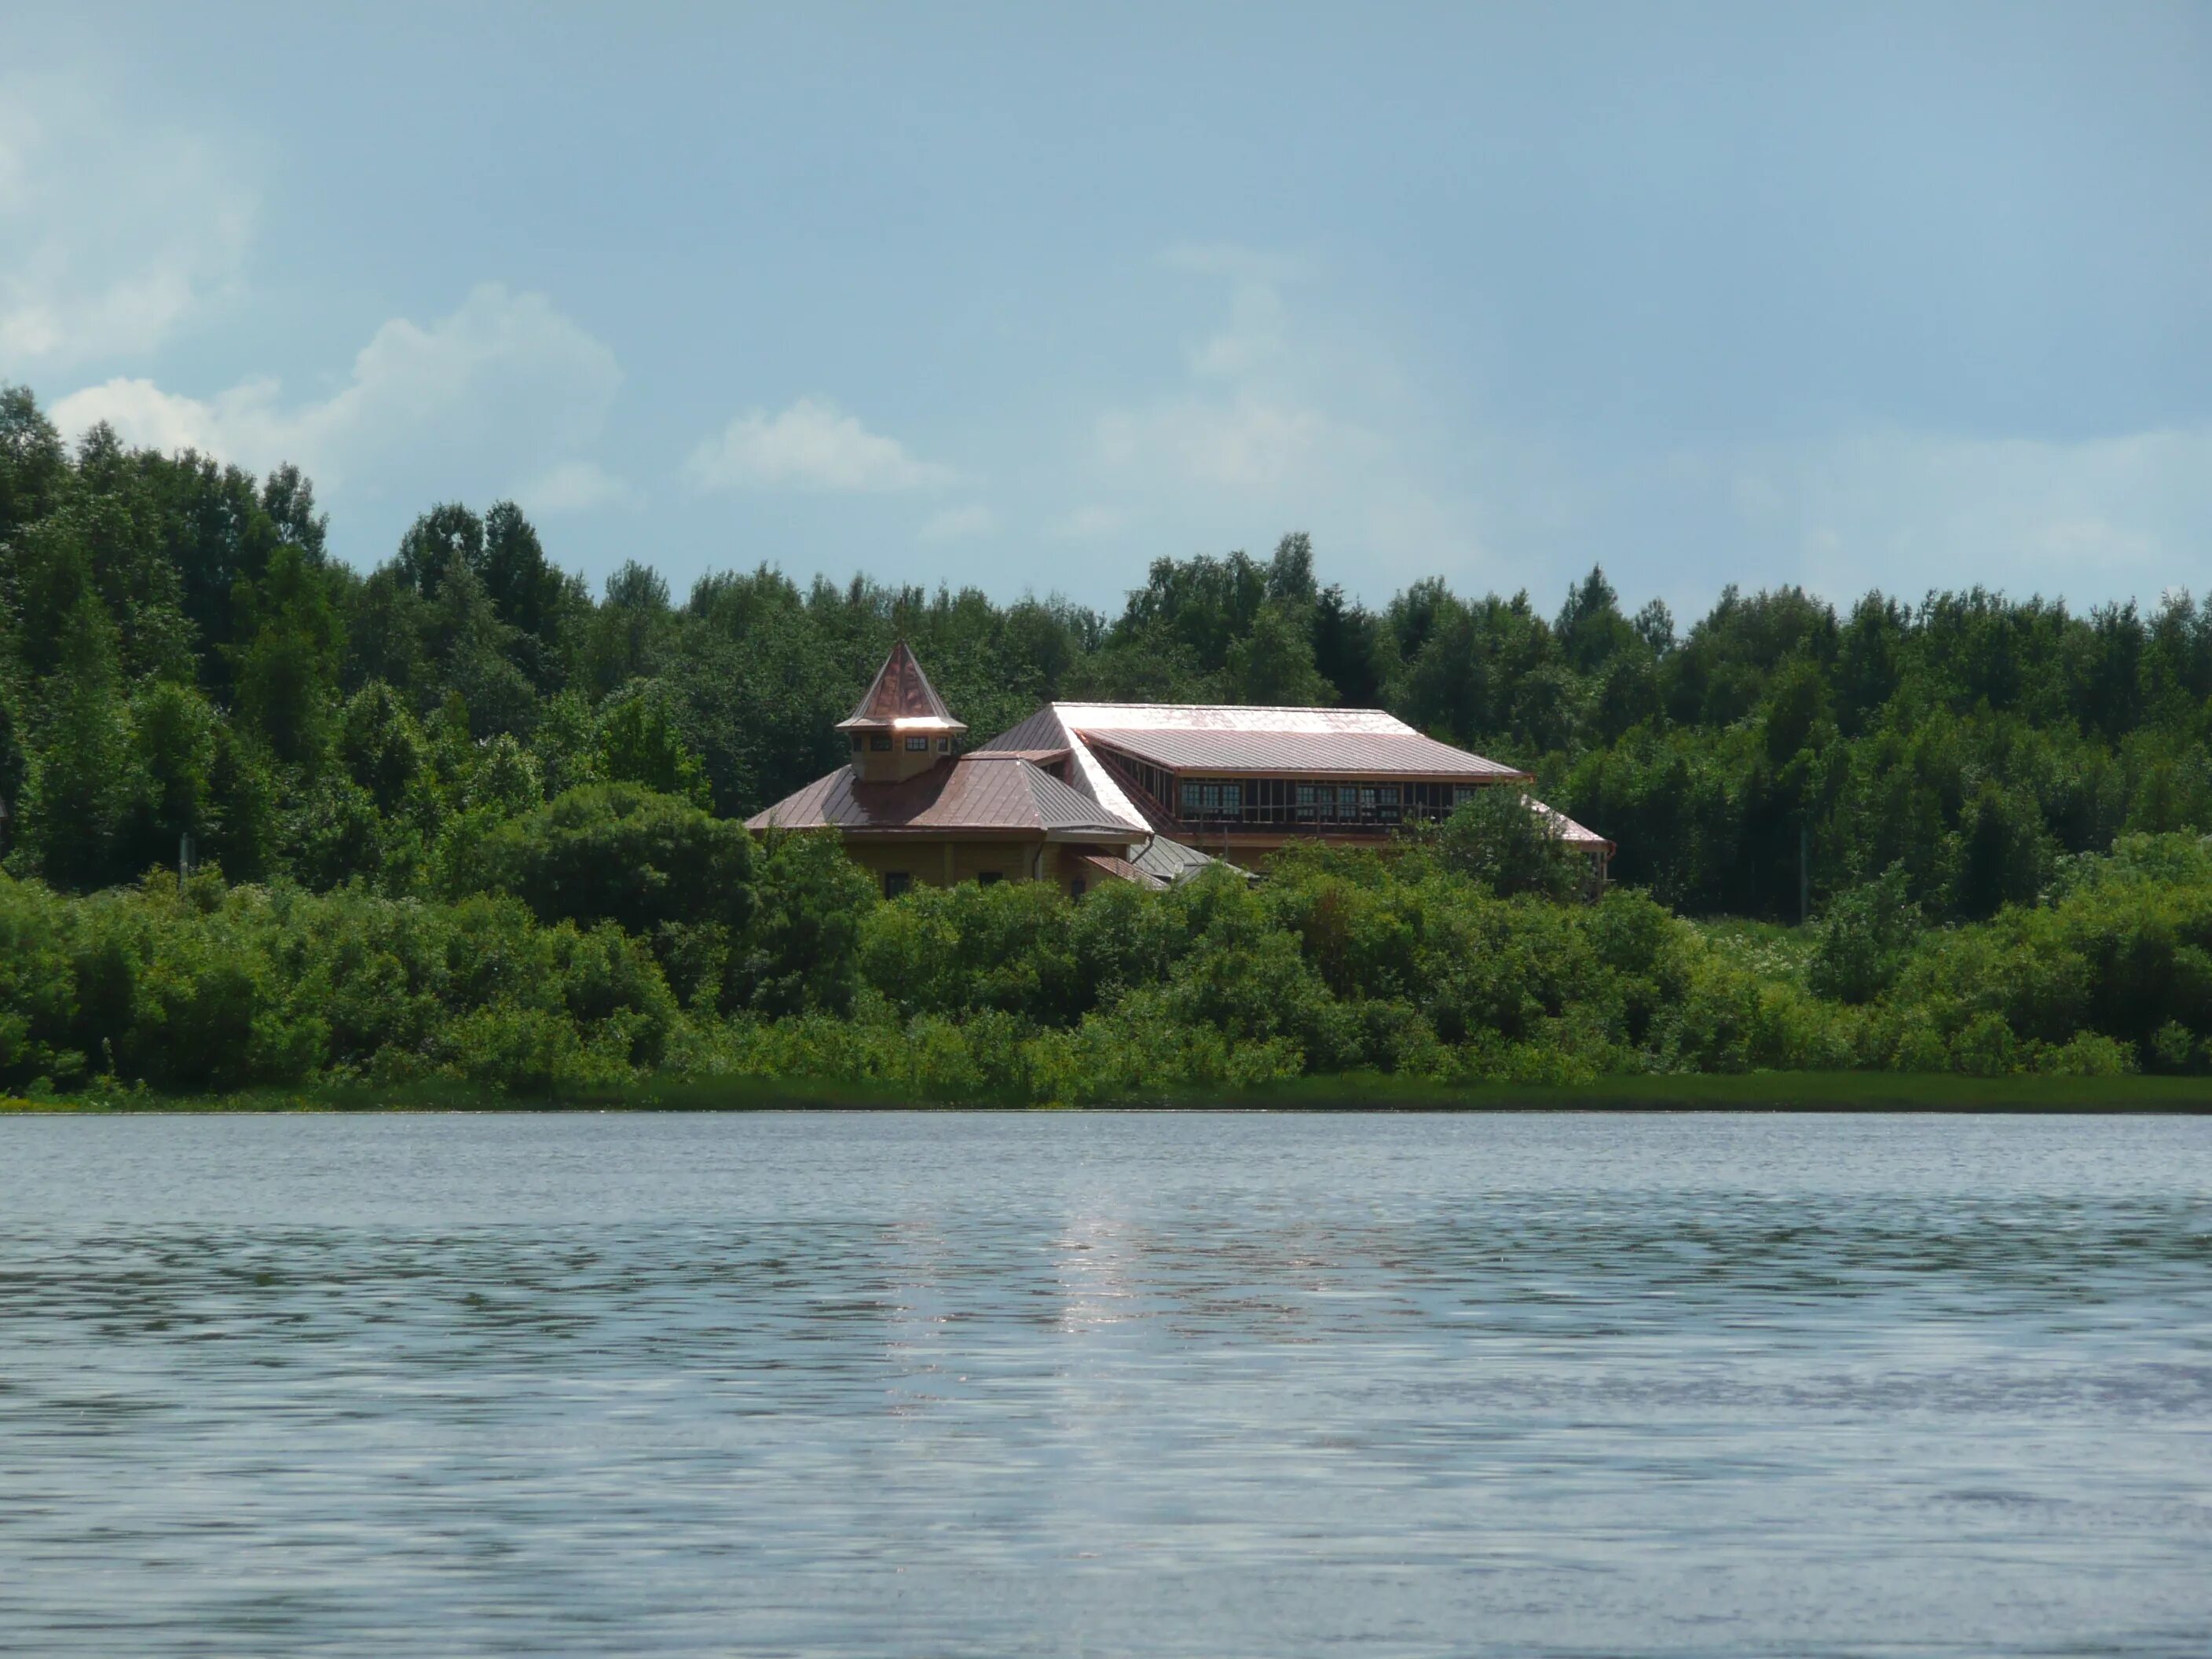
[
  {"xmin": 1082, "ymin": 727, "xmax": 1528, "ymax": 779},
  {"xmin": 976, "ymin": 701, "xmax": 1531, "ymax": 825},
  {"xmin": 976, "ymin": 705, "xmax": 1147, "ymax": 829},
  {"xmin": 837, "ymin": 640, "xmax": 965, "ymax": 733},
  {"xmin": 1129, "ymin": 833, "xmax": 1228, "ymax": 884},
  {"xmin": 1529, "ymin": 797, "xmax": 1614, "ymax": 852},
  {"xmin": 1071, "ymin": 851, "xmax": 1168, "ymax": 892},
  {"xmin": 1045, "ymin": 701, "xmax": 1427, "ymax": 735},
  {"xmin": 746, "ymin": 754, "xmax": 1139, "ymax": 842}
]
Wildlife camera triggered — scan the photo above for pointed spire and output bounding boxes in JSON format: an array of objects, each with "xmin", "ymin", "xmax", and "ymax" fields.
[{"xmin": 837, "ymin": 639, "xmax": 966, "ymax": 732}]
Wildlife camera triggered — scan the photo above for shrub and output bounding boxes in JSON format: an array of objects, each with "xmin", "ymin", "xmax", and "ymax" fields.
[{"xmin": 480, "ymin": 783, "xmax": 753, "ymax": 936}]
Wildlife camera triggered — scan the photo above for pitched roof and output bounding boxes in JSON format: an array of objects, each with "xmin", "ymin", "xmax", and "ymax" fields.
[
  {"xmin": 1038, "ymin": 701, "xmax": 1425, "ymax": 735},
  {"xmin": 976, "ymin": 701, "xmax": 1529, "ymax": 828},
  {"xmin": 746, "ymin": 755, "xmax": 1139, "ymax": 840},
  {"xmin": 1129, "ymin": 833, "xmax": 1227, "ymax": 885},
  {"xmin": 1071, "ymin": 851, "xmax": 1168, "ymax": 892},
  {"xmin": 1529, "ymin": 797, "xmax": 1614, "ymax": 852},
  {"xmin": 837, "ymin": 640, "xmax": 965, "ymax": 732},
  {"xmin": 1082, "ymin": 727, "xmax": 1526, "ymax": 779}
]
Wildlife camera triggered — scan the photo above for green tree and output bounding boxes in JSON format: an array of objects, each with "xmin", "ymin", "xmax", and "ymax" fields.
[
  {"xmin": 733, "ymin": 830, "xmax": 877, "ymax": 1015},
  {"xmin": 1807, "ymin": 862, "xmax": 1921, "ymax": 1003},
  {"xmin": 23, "ymin": 591, "xmax": 138, "ymax": 888},
  {"xmin": 0, "ymin": 385, "xmax": 68, "ymax": 544},
  {"xmin": 123, "ymin": 680, "xmax": 219, "ymax": 873},
  {"xmin": 336, "ymin": 681, "xmax": 428, "ymax": 817},
  {"xmin": 231, "ymin": 544, "xmax": 343, "ymax": 768},
  {"xmin": 1424, "ymin": 787, "xmax": 1584, "ymax": 899},
  {"xmin": 481, "ymin": 783, "xmax": 753, "ymax": 936},
  {"xmin": 595, "ymin": 687, "xmax": 711, "ymax": 806},
  {"xmin": 1225, "ymin": 602, "xmax": 1335, "ymax": 705}
]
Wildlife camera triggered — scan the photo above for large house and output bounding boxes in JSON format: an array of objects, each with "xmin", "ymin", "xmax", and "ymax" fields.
[{"xmin": 748, "ymin": 642, "xmax": 1612, "ymax": 895}]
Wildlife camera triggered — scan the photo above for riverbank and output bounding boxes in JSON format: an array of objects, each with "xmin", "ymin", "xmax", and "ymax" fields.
[{"xmin": 9, "ymin": 1071, "xmax": 2210, "ymax": 1114}]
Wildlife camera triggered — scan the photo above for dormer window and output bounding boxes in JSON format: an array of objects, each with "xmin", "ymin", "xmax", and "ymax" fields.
[{"xmin": 905, "ymin": 735, "xmax": 930, "ymax": 752}]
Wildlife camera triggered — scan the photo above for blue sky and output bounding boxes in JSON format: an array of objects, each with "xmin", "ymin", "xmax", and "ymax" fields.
[{"xmin": 5, "ymin": 2, "xmax": 2209, "ymax": 617}]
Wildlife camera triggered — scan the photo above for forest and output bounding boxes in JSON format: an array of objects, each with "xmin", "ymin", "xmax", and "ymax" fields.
[{"xmin": 2, "ymin": 383, "xmax": 2208, "ymax": 1101}]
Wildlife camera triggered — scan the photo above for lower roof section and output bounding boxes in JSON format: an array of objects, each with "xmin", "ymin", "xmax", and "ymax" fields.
[{"xmin": 745, "ymin": 754, "xmax": 1144, "ymax": 843}]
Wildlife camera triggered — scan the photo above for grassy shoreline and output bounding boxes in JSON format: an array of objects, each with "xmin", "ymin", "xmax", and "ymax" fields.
[{"xmin": 8, "ymin": 1072, "xmax": 2209, "ymax": 1115}]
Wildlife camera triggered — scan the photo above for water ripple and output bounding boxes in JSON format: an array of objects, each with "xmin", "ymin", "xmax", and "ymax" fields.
[{"xmin": 1, "ymin": 1110, "xmax": 2207, "ymax": 1657}]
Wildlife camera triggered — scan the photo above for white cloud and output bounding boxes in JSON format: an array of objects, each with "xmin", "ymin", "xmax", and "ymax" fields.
[
  {"xmin": 1188, "ymin": 281, "xmax": 1290, "ymax": 380},
  {"xmin": 919, "ymin": 504, "xmax": 997, "ymax": 543},
  {"xmin": 0, "ymin": 78, "xmax": 254, "ymax": 368},
  {"xmin": 1051, "ymin": 504, "xmax": 1126, "ymax": 540},
  {"xmin": 1156, "ymin": 243, "xmax": 1309, "ymax": 285},
  {"xmin": 686, "ymin": 397, "xmax": 953, "ymax": 494},
  {"xmin": 1074, "ymin": 251, "xmax": 2212, "ymax": 613},
  {"xmin": 518, "ymin": 459, "xmax": 633, "ymax": 515},
  {"xmin": 1097, "ymin": 393, "xmax": 1355, "ymax": 491},
  {"xmin": 1518, "ymin": 423, "xmax": 2212, "ymax": 620},
  {"xmin": 52, "ymin": 284, "xmax": 624, "ymax": 526},
  {"xmin": 1074, "ymin": 255, "xmax": 1483, "ymax": 591},
  {"xmin": 1781, "ymin": 427, "xmax": 2212, "ymax": 598}
]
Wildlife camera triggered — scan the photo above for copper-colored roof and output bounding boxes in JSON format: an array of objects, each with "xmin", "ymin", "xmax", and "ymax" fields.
[
  {"xmin": 1530, "ymin": 797, "xmax": 1614, "ymax": 853},
  {"xmin": 976, "ymin": 702, "xmax": 1533, "ymax": 826},
  {"xmin": 746, "ymin": 755, "xmax": 1137, "ymax": 840},
  {"xmin": 1044, "ymin": 701, "xmax": 1430, "ymax": 735},
  {"xmin": 1071, "ymin": 851, "xmax": 1168, "ymax": 892},
  {"xmin": 837, "ymin": 640, "xmax": 965, "ymax": 732},
  {"xmin": 1081, "ymin": 727, "xmax": 1528, "ymax": 779}
]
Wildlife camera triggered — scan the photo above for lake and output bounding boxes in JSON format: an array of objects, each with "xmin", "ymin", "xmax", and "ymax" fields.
[{"xmin": 2, "ymin": 1110, "xmax": 2207, "ymax": 1656}]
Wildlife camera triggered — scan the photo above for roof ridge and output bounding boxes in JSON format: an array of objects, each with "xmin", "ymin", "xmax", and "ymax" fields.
[{"xmin": 1052, "ymin": 699, "xmax": 1387, "ymax": 714}]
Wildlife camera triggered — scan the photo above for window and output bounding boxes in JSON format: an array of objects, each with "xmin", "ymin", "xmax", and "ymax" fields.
[
  {"xmin": 937, "ymin": 738, "xmax": 950, "ymax": 753},
  {"xmin": 850, "ymin": 734, "xmax": 864, "ymax": 752},
  {"xmin": 1068, "ymin": 877, "xmax": 1087, "ymax": 899},
  {"xmin": 905, "ymin": 735, "xmax": 931, "ymax": 751},
  {"xmin": 1181, "ymin": 781, "xmax": 1202, "ymax": 813},
  {"xmin": 883, "ymin": 871, "xmax": 911, "ymax": 898},
  {"xmin": 977, "ymin": 871, "xmax": 1003, "ymax": 886},
  {"xmin": 870, "ymin": 734, "xmax": 893, "ymax": 752},
  {"xmin": 1453, "ymin": 785, "xmax": 1481, "ymax": 806}
]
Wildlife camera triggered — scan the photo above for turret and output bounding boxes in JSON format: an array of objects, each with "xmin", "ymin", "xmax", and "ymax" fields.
[{"xmin": 838, "ymin": 640, "xmax": 966, "ymax": 782}]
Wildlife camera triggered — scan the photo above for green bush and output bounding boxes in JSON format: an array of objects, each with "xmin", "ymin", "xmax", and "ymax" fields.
[{"xmin": 479, "ymin": 783, "xmax": 753, "ymax": 936}]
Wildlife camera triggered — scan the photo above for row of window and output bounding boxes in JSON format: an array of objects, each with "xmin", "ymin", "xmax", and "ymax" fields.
[
  {"xmin": 853, "ymin": 734, "xmax": 953, "ymax": 754},
  {"xmin": 1086, "ymin": 743, "xmax": 1507, "ymax": 831},
  {"xmin": 1174, "ymin": 777, "xmax": 1489, "ymax": 825}
]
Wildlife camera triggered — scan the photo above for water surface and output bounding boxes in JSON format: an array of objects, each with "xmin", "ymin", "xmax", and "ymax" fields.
[{"xmin": 2, "ymin": 1111, "xmax": 2208, "ymax": 1655}]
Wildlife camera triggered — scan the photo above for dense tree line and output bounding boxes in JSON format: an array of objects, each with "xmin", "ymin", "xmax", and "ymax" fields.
[
  {"xmin": 2, "ymin": 382, "xmax": 2208, "ymax": 1100},
  {"xmin": 2, "ymin": 831, "xmax": 2204, "ymax": 1101},
  {"xmin": 5, "ymin": 384, "xmax": 2206, "ymax": 921}
]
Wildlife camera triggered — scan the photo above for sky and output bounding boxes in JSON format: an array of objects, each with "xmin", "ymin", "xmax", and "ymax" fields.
[{"xmin": 4, "ymin": 2, "xmax": 2209, "ymax": 620}]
